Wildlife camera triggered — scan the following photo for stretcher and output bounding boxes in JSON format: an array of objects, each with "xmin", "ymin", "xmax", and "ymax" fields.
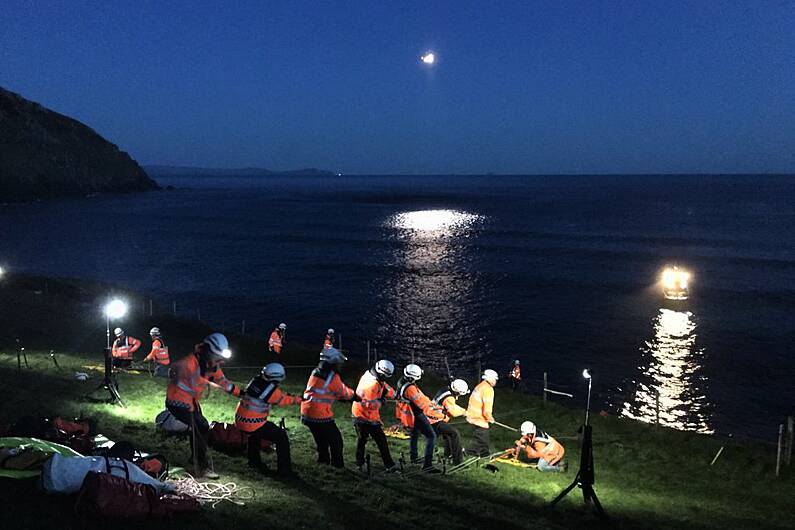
[
  {"xmin": 491, "ymin": 454, "xmax": 538, "ymax": 469},
  {"xmin": 383, "ymin": 424, "xmax": 411, "ymax": 440}
]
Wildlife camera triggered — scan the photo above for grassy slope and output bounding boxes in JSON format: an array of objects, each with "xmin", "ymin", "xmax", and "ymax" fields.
[{"xmin": 0, "ymin": 275, "xmax": 793, "ymax": 529}]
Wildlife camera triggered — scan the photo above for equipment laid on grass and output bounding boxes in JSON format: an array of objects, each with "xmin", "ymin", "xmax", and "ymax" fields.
[
  {"xmin": 169, "ymin": 473, "xmax": 255, "ymax": 509},
  {"xmin": 155, "ymin": 409, "xmax": 190, "ymax": 433},
  {"xmin": 548, "ymin": 369, "xmax": 607, "ymax": 521},
  {"xmin": 42, "ymin": 453, "xmax": 171, "ymax": 495}
]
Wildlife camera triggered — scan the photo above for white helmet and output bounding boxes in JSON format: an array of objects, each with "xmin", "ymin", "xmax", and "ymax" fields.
[
  {"xmin": 451, "ymin": 379, "xmax": 470, "ymax": 395},
  {"xmin": 320, "ymin": 346, "xmax": 347, "ymax": 364},
  {"xmin": 374, "ymin": 359, "xmax": 394, "ymax": 378},
  {"xmin": 403, "ymin": 363, "xmax": 423, "ymax": 380},
  {"xmin": 520, "ymin": 421, "xmax": 536, "ymax": 436},
  {"xmin": 114, "ymin": 327, "xmax": 124, "ymax": 337},
  {"xmin": 327, "ymin": 328, "xmax": 335, "ymax": 334},
  {"xmin": 203, "ymin": 333, "xmax": 232, "ymax": 360},
  {"xmin": 149, "ymin": 327, "xmax": 161, "ymax": 336},
  {"xmin": 482, "ymin": 369, "xmax": 499, "ymax": 383},
  {"xmin": 278, "ymin": 323, "xmax": 287, "ymax": 330},
  {"xmin": 262, "ymin": 363, "xmax": 286, "ymax": 382}
]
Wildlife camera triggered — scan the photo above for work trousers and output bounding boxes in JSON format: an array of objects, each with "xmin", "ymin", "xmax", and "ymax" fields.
[
  {"xmin": 167, "ymin": 403, "xmax": 210, "ymax": 470},
  {"xmin": 409, "ymin": 413, "xmax": 437, "ymax": 469},
  {"xmin": 432, "ymin": 421, "xmax": 463, "ymax": 465},
  {"xmin": 468, "ymin": 424, "xmax": 491, "ymax": 457},
  {"xmin": 354, "ymin": 421, "xmax": 395, "ymax": 468},
  {"xmin": 305, "ymin": 420, "xmax": 344, "ymax": 468},
  {"xmin": 247, "ymin": 421, "xmax": 292, "ymax": 474}
]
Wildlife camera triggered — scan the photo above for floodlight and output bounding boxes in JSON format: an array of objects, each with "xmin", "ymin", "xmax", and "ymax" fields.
[
  {"xmin": 582, "ymin": 369, "xmax": 591, "ymax": 380},
  {"xmin": 104, "ymin": 299, "xmax": 128, "ymax": 319}
]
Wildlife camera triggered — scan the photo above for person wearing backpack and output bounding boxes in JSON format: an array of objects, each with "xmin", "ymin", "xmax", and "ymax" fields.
[
  {"xmin": 165, "ymin": 333, "xmax": 240, "ymax": 479},
  {"xmin": 235, "ymin": 363, "xmax": 301, "ymax": 477},
  {"xmin": 396, "ymin": 363, "xmax": 446, "ymax": 472},
  {"xmin": 300, "ymin": 347, "xmax": 358, "ymax": 468}
]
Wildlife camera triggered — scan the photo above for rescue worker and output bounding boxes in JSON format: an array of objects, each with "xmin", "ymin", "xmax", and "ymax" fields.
[
  {"xmin": 512, "ymin": 421, "xmax": 566, "ymax": 472},
  {"xmin": 508, "ymin": 360, "xmax": 522, "ymax": 390},
  {"xmin": 235, "ymin": 363, "xmax": 301, "ymax": 477},
  {"xmin": 143, "ymin": 327, "xmax": 170, "ymax": 377},
  {"xmin": 396, "ymin": 363, "xmax": 445, "ymax": 472},
  {"xmin": 268, "ymin": 323, "xmax": 286, "ymax": 355},
  {"xmin": 323, "ymin": 328, "xmax": 335, "ymax": 349},
  {"xmin": 351, "ymin": 360, "xmax": 399, "ymax": 473},
  {"xmin": 430, "ymin": 378, "xmax": 469, "ymax": 465},
  {"xmin": 466, "ymin": 369, "xmax": 499, "ymax": 457},
  {"xmin": 111, "ymin": 327, "xmax": 141, "ymax": 368},
  {"xmin": 300, "ymin": 347, "xmax": 358, "ymax": 468},
  {"xmin": 165, "ymin": 333, "xmax": 241, "ymax": 478}
]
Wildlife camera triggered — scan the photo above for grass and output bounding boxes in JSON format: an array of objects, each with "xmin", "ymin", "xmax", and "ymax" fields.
[{"xmin": 1, "ymin": 274, "xmax": 793, "ymax": 529}]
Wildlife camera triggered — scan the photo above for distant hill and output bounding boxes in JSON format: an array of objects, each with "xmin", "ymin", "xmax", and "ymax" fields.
[
  {"xmin": 145, "ymin": 165, "xmax": 337, "ymax": 178},
  {"xmin": 0, "ymin": 86, "xmax": 158, "ymax": 202}
]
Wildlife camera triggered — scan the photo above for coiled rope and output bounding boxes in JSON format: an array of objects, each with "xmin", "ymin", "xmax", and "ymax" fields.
[{"xmin": 169, "ymin": 474, "xmax": 255, "ymax": 509}]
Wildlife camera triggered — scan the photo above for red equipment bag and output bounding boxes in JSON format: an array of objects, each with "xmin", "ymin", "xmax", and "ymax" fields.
[
  {"xmin": 74, "ymin": 459, "xmax": 157, "ymax": 518},
  {"xmin": 208, "ymin": 422, "xmax": 273, "ymax": 454},
  {"xmin": 134, "ymin": 454, "xmax": 168, "ymax": 480}
]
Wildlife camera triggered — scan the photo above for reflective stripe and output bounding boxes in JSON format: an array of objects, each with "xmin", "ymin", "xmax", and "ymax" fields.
[
  {"xmin": 236, "ymin": 415, "xmax": 267, "ymax": 425},
  {"xmin": 177, "ymin": 382, "xmax": 197, "ymax": 396}
]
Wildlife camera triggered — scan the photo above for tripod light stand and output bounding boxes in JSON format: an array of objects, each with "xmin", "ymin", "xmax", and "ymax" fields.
[
  {"xmin": 87, "ymin": 298, "xmax": 128, "ymax": 407},
  {"xmin": 548, "ymin": 369, "xmax": 607, "ymax": 520}
]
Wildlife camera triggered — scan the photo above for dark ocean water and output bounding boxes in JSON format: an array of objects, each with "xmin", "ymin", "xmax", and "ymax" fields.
[{"xmin": 1, "ymin": 174, "xmax": 793, "ymax": 436}]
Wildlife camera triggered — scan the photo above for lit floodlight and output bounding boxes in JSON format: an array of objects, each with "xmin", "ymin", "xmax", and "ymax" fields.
[
  {"xmin": 421, "ymin": 52, "xmax": 435, "ymax": 64},
  {"xmin": 0, "ymin": 266, "xmax": 5, "ymax": 277},
  {"xmin": 104, "ymin": 299, "xmax": 128, "ymax": 319},
  {"xmin": 582, "ymin": 368, "xmax": 591, "ymax": 380},
  {"xmin": 661, "ymin": 266, "xmax": 690, "ymax": 300}
]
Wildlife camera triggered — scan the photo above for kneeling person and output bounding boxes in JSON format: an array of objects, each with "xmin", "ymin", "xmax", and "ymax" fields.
[
  {"xmin": 236, "ymin": 363, "xmax": 302, "ymax": 477},
  {"xmin": 513, "ymin": 421, "xmax": 565, "ymax": 472}
]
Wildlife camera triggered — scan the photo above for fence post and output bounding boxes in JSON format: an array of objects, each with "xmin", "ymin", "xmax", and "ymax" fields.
[
  {"xmin": 242, "ymin": 320, "xmax": 246, "ymax": 335},
  {"xmin": 776, "ymin": 423, "xmax": 784, "ymax": 477},
  {"xmin": 367, "ymin": 340, "xmax": 370, "ymax": 365},
  {"xmin": 786, "ymin": 416, "xmax": 793, "ymax": 467},
  {"xmin": 655, "ymin": 391, "xmax": 661, "ymax": 426},
  {"xmin": 172, "ymin": 301, "xmax": 177, "ymax": 316},
  {"xmin": 339, "ymin": 333, "xmax": 343, "ymax": 352},
  {"xmin": 196, "ymin": 308, "xmax": 201, "ymax": 321},
  {"xmin": 475, "ymin": 358, "xmax": 482, "ymax": 382},
  {"xmin": 149, "ymin": 299, "xmax": 153, "ymax": 316},
  {"xmin": 543, "ymin": 371, "xmax": 548, "ymax": 405}
]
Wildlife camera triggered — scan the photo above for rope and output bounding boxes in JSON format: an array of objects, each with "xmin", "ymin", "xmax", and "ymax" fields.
[{"xmin": 169, "ymin": 474, "xmax": 255, "ymax": 509}]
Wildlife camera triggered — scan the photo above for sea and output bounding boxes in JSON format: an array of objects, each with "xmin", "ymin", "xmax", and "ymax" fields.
[{"xmin": 1, "ymin": 174, "xmax": 793, "ymax": 438}]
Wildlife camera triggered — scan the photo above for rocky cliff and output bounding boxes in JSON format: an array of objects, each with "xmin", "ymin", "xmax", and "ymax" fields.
[{"xmin": 0, "ymin": 87, "xmax": 158, "ymax": 202}]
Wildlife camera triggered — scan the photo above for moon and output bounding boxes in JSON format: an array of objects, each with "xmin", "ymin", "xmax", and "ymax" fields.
[{"xmin": 421, "ymin": 52, "xmax": 435, "ymax": 65}]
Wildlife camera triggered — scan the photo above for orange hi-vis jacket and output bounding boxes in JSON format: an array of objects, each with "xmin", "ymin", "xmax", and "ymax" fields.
[
  {"xmin": 144, "ymin": 338, "xmax": 170, "ymax": 365},
  {"xmin": 268, "ymin": 330, "xmax": 283, "ymax": 354},
  {"xmin": 235, "ymin": 375, "xmax": 301, "ymax": 433},
  {"xmin": 432, "ymin": 389, "xmax": 467, "ymax": 423},
  {"xmin": 398, "ymin": 380, "xmax": 445, "ymax": 424},
  {"xmin": 466, "ymin": 380, "xmax": 495, "ymax": 428},
  {"xmin": 112, "ymin": 336, "xmax": 141, "ymax": 360},
  {"xmin": 395, "ymin": 401, "xmax": 414, "ymax": 429},
  {"xmin": 510, "ymin": 365, "xmax": 522, "ymax": 380},
  {"xmin": 351, "ymin": 370, "xmax": 396, "ymax": 425},
  {"xmin": 300, "ymin": 366, "xmax": 354, "ymax": 423},
  {"xmin": 516, "ymin": 432, "xmax": 565, "ymax": 465},
  {"xmin": 166, "ymin": 352, "xmax": 240, "ymax": 412}
]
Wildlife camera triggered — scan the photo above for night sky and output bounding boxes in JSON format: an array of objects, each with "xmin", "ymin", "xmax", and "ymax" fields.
[{"xmin": 2, "ymin": 1, "xmax": 793, "ymax": 174}]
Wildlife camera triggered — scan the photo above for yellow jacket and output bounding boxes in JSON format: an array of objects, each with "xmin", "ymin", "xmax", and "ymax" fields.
[{"xmin": 466, "ymin": 380, "xmax": 495, "ymax": 428}]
